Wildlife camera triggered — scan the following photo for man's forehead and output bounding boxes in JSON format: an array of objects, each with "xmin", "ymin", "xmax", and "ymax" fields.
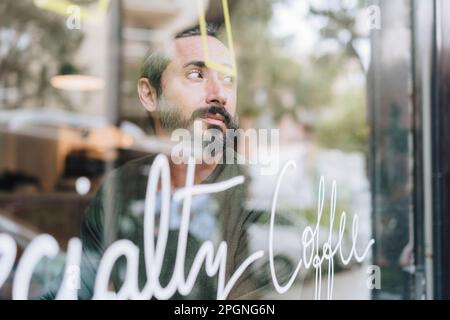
[{"xmin": 172, "ymin": 35, "xmax": 232, "ymax": 67}]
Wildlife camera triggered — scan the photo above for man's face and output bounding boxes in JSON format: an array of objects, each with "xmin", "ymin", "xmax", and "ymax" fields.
[{"xmin": 157, "ymin": 35, "xmax": 238, "ymax": 133}]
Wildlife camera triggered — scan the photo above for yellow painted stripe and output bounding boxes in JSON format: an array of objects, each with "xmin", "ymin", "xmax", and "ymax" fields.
[
  {"xmin": 33, "ymin": 0, "xmax": 109, "ymax": 20},
  {"xmin": 197, "ymin": 0, "xmax": 237, "ymax": 77}
]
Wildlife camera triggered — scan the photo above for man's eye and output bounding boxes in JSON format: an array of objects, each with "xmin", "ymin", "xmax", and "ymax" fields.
[
  {"xmin": 187, "ymin": 70, "xmax": 203, "ymax": 80},
  {"xmin": 223, "ymin": 75, "xmax": 234, "ymax": 84}
]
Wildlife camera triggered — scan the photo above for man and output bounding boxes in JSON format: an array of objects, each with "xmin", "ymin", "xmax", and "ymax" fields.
[{"xmin": 43, "ymin": 23, "xmax": 259, "ymax": 300}]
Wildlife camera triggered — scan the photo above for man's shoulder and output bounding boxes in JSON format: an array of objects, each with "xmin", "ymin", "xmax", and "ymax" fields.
[{"xmin": 111, "ymin": 154, "xmax": 158, "ymax": 177}]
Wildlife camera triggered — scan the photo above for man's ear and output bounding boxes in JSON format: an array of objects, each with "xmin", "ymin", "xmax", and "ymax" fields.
[{"xmin": 138, "ymin": 78, "xmax": 158, "ymax": 112}]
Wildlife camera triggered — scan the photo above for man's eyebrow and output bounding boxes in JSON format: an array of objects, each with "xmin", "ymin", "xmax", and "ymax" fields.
[
  {"xmin": 182, "ymin": 60, "xmax": 233, "ymax": 70},
  {"xmin": 182, "ymin": 60, "xmax": 206, "ymax": 68}
]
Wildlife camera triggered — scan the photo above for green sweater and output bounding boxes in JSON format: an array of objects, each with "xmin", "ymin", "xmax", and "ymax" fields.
[{"xmin": 42, "ymin": 153, "xmax": 259, "ymax": 300}]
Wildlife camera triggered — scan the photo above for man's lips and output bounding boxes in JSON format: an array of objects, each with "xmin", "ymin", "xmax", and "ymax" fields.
[
  {"xmin": 201, "ymin": 114, "xmax": 227, "ymax": 131},
  {"xmin": 204, "ymin": 113, "xmax": 225, "ymax": 123}
]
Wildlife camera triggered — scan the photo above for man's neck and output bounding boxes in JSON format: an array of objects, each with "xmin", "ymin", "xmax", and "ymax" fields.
[
  {"xmin": 154, "ymin": 127, "xmax": 226, "ymax": 188},
  {"xmin": 168, "ymin": 159, "xmax": 218, "ymax": 189}
]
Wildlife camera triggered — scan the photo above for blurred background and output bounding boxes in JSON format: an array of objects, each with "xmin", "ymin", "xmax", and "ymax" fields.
[{"xmin": 0, "ymin": 0, "xmax": 449, "ymax": 300}]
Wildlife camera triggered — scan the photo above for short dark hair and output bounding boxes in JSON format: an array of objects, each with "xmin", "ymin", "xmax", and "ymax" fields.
[{"xmin": 140, "ymin": 23, "xmax": 220, "ymax": 97}]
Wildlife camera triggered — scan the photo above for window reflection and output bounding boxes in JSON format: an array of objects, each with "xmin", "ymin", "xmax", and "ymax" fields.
[{"xmin": 0, "ymin": 0, "xmax": 432, "ymax": 300}]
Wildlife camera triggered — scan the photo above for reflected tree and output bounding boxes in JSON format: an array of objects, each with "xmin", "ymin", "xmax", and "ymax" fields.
[{"xmin": 0, "ymin": 0, "xmax": 92, "ymax": 109}]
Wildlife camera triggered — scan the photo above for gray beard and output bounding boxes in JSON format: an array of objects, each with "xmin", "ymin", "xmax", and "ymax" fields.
[
  {"xmin": 156, "ymin": 98, "xmax": 238, "ymax": 153},
  {"xmin": 158, "ymin": 108, "xmax": 193, "ymax": 131},
  {"xmin": 156, "ymin": 97, "xmax": 189, "ymax": 131}
]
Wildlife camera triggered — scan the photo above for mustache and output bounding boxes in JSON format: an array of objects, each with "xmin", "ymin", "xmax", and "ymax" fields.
[{"xmin": 190, "ymin": 106, "xmax": 237, "ymax": 130}]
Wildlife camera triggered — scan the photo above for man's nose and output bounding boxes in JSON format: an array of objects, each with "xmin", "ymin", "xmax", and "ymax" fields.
[{"xmin": 205, "ymin": 77, "xmax": 227, "ymax": 107}]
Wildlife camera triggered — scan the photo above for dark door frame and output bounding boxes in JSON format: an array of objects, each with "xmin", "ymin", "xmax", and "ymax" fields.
[{"xmin": 431, "ymin": 0, "xmax": 450, "ymax": 300}]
